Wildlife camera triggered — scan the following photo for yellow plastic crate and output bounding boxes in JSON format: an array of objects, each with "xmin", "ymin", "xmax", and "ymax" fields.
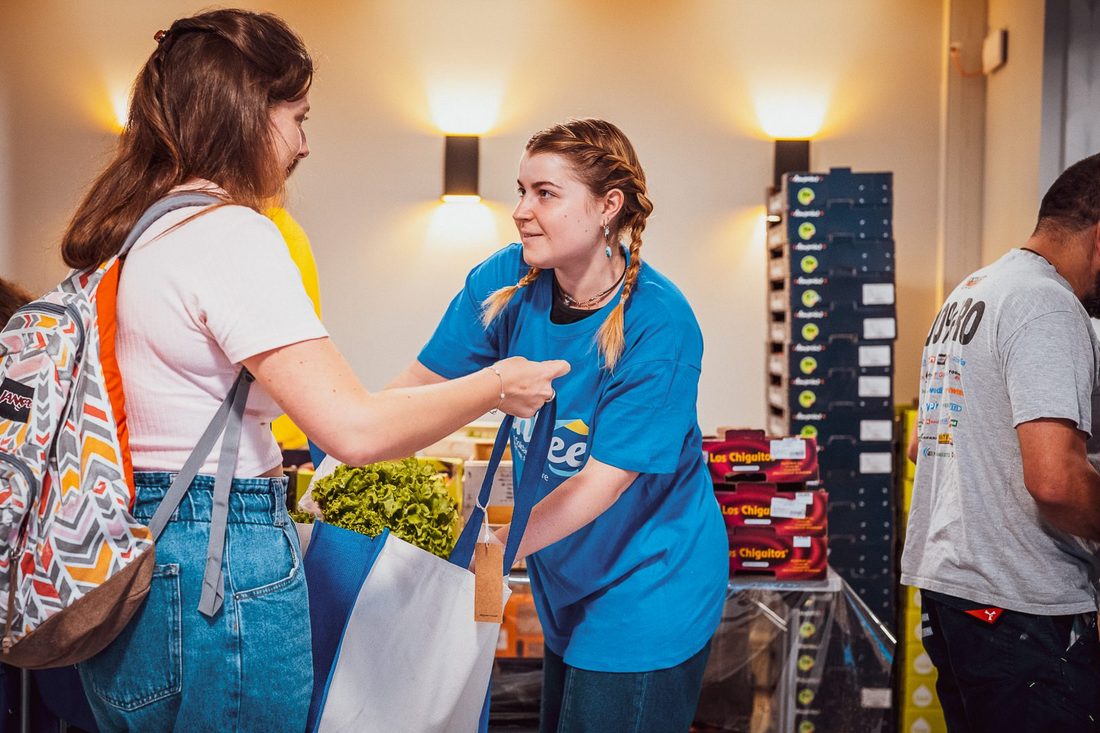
[{"xmin": 900, "ymin": 706, "xmax": 948, "ymax": 733}]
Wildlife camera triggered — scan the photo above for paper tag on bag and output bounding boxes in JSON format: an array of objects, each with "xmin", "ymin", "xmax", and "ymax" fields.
[{"xmin": 474, "ymin": 543, "xmax": 504, "ymax": 623}]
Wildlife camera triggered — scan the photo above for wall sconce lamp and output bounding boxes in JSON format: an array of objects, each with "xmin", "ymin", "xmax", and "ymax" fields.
[
  {"xmin": 442, "ymin": 135, "xmax": 480, "ymax": 203},
  {"xmin": 772, "ymin": 139, "xmax": 811, "ymax": 189}
]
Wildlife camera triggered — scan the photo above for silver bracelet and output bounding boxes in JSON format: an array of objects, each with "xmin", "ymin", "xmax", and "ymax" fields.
[{"xmin": 488, "ymin": 366, "xmax": 505, "ymax": 414}]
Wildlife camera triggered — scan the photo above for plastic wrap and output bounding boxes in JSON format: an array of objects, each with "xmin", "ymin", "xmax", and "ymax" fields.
[{"xmin": 489, "ymin": 570, "xmax": 897, "ymax": 732}]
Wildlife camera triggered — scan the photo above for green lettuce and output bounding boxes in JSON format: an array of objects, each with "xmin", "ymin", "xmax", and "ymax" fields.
[{"xmin": 310, "ymin": 458, "xmax": 459, "ymax": 558}]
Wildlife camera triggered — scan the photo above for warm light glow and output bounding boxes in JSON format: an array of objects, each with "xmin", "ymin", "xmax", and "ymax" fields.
[
  {"xmin": 85, "ymin": 82, "xmax": 130, "ymax": 134},
  {"xmin": 751, "ymin": 207, "xmax": 769, "ymax": 252},
  {"xmin": 441, "ymin": 194, "xmax": 482, "ymax": 204},
  {"xmin": 429, "ymin": 86, "xmax": 502, "ymax": 135},
  {"xmin": 109, "ymin": 87, "xmax": 129, "ymax": 132},
  {"xmin": 753, "ymin": 92, "xmax": 829, "ymax": 139},
  {"xmin": 766, "ymin": 215, "xmax": 782, "ymax": 223},
  {"xmin": 427, "ymin": 200, "xmax": 498, "ymax": 249}
]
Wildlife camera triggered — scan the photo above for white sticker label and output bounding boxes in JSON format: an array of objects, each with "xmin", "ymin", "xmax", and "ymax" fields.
[
  {"xmin": 796, "ymin": 491, "xmax": 815, "ymax": 504},
  {"xmin": 743, "ymin": 561, "xmax": 769, "ymax": 568},
  {"xmin": 861, "ymin": 688, "xmax": 893, "ymax": 709},
  {"xmin": 793, "ymin": 535, "xmax": 812, "ymax": 548},
  {"xmin": 858, "ymin": 345, "xmax": 892, "ymax": 367},
  {"xmin": 860, "ymin": 452, "xmax": 893, "ymax": 474},
  {"xmin": 858, "ymin": 376, "xmax": 892, "ymax": 397},
  {"xmin": 769, "ymin": 438, "xmax": 807, "ymax": 460},
  {"xmin": 863, "ymin": 317, "xmax": 897, "ymax": 340},
  {"xmin": 860, "ymin": 420, "xmax": 894, "ymax": 442},
  {"xmin": 744, "ymin": 518, "xmax": 771, "ymax": 525},
  {"xmin": 862, "ymin": 283, "xmax": 895, "ymax": 305},
  {"xmin": 770, "ymin": 497, "xmax": 808, "ymax": 519}
]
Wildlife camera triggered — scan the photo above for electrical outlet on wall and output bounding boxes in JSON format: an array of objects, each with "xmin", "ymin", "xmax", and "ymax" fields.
[{"xmin": 982, "ymin": 28, "xmax": 1007, "ymax": 74}]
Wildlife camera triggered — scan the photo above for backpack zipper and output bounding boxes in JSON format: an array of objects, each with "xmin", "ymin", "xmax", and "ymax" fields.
[
  {"xmin": 10, "ymin": 302, "xmax": 86, "ymax": 352},
  {"xmin": 0, "ymin": 454, "xmax": 36, "ymax": 497}
]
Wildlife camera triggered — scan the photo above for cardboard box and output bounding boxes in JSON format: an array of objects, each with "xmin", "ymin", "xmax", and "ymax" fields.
[
  {"xmin": 419, "ymin": 421, "xmax": 507, "ymax": 461},
  {"xmin": 715, "ymin": 484, "xmax": 828, "ymax": 537},
  {"xmin": 816, "ymin": 439, "xmax": 894, "ymax": 475},
  {"xmin": 773, "ymin": 394, "xmax": 896, "ymax": 441},
  {"xmin": 496, "ymin": 584, "xmax": 544, "ymax": 659},
  {"xmin": 828, "ymin": 500, "xmax": 895, "ymax": 535},
  {"xmin": 728, "ymin": 527, "xmax": 828, "ymax": 580},
  {"xmin": 768, "ymin": 372, "xmax": 893, "ymax": 414},
  {"xmin": 777, "ymin": 169, "xmax": 893, "ymax": 212},
  {"xmin": 768, "ymin": 239, "xmax": 895, "ymax": 280},
  {"xmin": 462, "ymin": 460, "xmax": 513, "ymax": 523},
  {"xmin": 813, "ymin": 470, "xmax": 893, "ymax": 496},
  {"xmin": 770, "ymin": 272, "xmax": 896, "ymax": 314},
  {"xmin": 842, "ymin": 573, "xmax": 897, "ymax": 622},
  {"xmin": 770, "ymin": 304, "xmax": 898, "ymax": 344},
  {"xmin": 827, "ymin": 534, "xmax": 893, "ymax": 575},
  {"xmin": 768, "ymin": 338, "xmax": 893, "ymax": 378},
  {"xmin": 703, "ymin": 429, "xmax": 819, "ymax": 485}
]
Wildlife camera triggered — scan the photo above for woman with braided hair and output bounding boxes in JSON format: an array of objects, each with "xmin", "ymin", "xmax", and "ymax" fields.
[
  {"xmin": 391, "ymin": 118, "xmax": 728, "ymax": 731},
  {"xmin": 67, "ymin": 9, "xmax": 566, "ymax": 732}
]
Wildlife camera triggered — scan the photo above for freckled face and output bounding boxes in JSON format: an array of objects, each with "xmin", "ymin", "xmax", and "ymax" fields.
[{"xmin": 512, "ymin": 152, "xmax": 603, "ymax": 269}]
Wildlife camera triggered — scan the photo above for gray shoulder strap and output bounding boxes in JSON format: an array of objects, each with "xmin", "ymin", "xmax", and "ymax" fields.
[
  {"xmin": 146, "ymin": 369, "xmax": 253, "ymax": 618},
  {"xmin": 117, "ymin": 192, "xmax": 223, "ymax": 258}
]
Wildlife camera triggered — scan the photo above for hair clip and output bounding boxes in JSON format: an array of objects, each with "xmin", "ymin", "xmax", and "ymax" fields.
[{"xmin": 154, "ymin": 29, "xmax": 169, "ymax": 43}]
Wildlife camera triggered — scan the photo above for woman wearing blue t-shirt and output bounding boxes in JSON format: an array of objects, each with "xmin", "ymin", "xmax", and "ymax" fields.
[{"xmin": 390, "ymin": 118, "xmax": 728, "ymax": 731}]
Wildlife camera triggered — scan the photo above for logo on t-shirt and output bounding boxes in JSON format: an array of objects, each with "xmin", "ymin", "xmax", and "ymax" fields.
[
  {"xmin": 926, "ymin": 297, "xmax": 986, "ymax": 347},
  {"xmin": 0, "ymin": 379, "xmax": 33, "ymax": 424},
  {"xmin": 512, "ymin": 417, "xmax": 590, "ymax": 480}
]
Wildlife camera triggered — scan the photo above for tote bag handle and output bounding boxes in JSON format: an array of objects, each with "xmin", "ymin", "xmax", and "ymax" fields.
[{"xmin": 449, "ymin": 398, "xmax": 557, "ymax": 571}]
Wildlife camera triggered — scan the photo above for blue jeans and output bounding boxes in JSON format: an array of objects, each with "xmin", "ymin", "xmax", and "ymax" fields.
[
  {"xmin": 77, "ymin": 472, "xmax": 313, "ymax": 732},
  {"xmin": 540, "ymin": 641, "xmax": 711, "ymax": 733}
]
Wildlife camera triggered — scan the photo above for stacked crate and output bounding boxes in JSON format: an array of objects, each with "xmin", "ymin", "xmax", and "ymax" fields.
[
  {"xmin": 702, "ymin": 429, "xmax": 827, "ymax": 581},
  {"xmin": 766, "ymin": 168, "xmax": 899, "ymax": 628}
]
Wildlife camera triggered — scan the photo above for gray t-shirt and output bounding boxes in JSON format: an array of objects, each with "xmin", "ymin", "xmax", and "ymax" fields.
[{"xmin": 900, "ymin": 249, "xmax": 1100, "ymax": 614}]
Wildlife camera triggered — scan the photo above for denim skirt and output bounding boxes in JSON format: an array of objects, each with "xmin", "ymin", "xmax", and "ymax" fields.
[{"xmin": 78, "ymin": 472, "xmax": 313, "ymax": 732}]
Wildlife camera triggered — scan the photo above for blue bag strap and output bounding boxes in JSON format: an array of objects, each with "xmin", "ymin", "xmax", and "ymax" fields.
[{"xmin": 449, "ymin": 398, "xmax": 557, "ymax": 571}]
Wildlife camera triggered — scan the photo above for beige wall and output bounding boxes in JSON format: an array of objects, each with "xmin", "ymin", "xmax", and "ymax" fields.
[
  {"xmin": 0, "ymin": 63, "xmax": 11, "ymax": 279},
  {"xmin": 982, "ymin": 0, "xmax": 1047, "ymax": 264},
  {"xmin": 1, "ymin": 0, "xmax": 944, "ymax": 433}
]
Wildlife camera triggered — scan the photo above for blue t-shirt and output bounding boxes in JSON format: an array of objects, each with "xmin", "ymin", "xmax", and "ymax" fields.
[{"xmin": 419, "ymin": 244, "xmax": 728, "ymax": 672}]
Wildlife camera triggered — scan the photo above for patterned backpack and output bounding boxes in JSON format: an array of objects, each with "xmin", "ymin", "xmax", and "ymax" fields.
[{"xmin": 0, "ymin": 192, "xmax": 230, "ymax": 668}]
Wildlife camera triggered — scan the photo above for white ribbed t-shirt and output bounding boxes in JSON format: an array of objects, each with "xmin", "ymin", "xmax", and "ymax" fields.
[{"xmin": 116, "ymin": 198, "xmax": 327, "ymax": 477}]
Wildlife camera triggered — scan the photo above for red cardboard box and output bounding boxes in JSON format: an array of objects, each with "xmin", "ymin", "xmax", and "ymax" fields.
[
  {"xmin": 728, "ymin": 528, "xmax": 828, "ymax": 580},
  {"xmin": 703, "ymin": 429, "xmax": 819, "ymax": 485},
  {"xmin": 715, "ymin": 484, "xmax": 828, "ymax": 537}
]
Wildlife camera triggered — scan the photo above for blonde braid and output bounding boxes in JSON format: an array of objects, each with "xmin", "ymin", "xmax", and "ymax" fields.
[
  {"xmin": 596, "ymin": 214, "xmax": 646, "ymax": 370},
  {"xmin": 481, "ymin": 266, "xmax": 543, "ymax": 326}
]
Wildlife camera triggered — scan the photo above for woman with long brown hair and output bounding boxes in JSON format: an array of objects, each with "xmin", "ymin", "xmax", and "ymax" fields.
[
  {"xmin": 391, "ymin": 118, "xmax": 728, "ymax": 731},
  {"xmin": 69, "ymin": 9, "xmax": 566, "ymax": 731}
]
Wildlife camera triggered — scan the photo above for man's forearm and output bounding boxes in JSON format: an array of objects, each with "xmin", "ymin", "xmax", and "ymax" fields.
[{"xmin": 1031, "ymin": 462, "xmax": 1100, "ymax": 541}]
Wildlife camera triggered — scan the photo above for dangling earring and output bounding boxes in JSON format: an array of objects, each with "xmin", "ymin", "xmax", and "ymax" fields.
[
  {"xmin": 603, "ymin": 223, "xmax": 612, "ymax": 259},
  {"xmin": 605, "ymin": 245, "xmax": 613, "ymax": 259}
]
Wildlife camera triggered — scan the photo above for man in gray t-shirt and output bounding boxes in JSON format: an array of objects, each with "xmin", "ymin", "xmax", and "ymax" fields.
[{"xmin": 902, "ymin": 154, "xmax": 1100, "ymax": 731}]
